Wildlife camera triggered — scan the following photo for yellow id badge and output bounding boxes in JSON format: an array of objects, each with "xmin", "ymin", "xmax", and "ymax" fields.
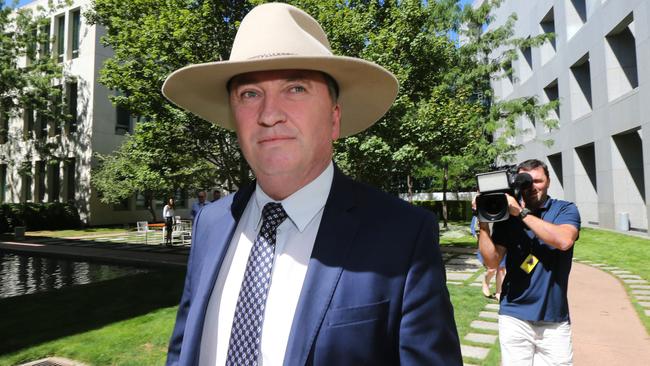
[{"xmin": 520, "ymin": 254, "xmax": 539, "ymax": 274}]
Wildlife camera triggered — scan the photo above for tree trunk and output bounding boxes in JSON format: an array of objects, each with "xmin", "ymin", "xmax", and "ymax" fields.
[
  {"xmin": 442, "ymin": 163, "xmax": 449, "ymax": 229},
  {"xmin": 146, "ymin": 193, "xmax": 157, "ymax": 222},
  {"xmin": 407, "ymin": 174, "xmax": 413, "ymax": 203}
]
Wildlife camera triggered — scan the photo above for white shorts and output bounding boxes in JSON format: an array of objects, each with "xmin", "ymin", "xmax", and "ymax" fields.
[{"xmin": 498, "ymin": 314, "xmax": 573, "ymax": 366}]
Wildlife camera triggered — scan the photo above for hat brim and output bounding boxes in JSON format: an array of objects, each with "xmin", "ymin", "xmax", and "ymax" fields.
[{"xmin": 162, "ymin": 56, "xmax": 398, "ymax": 137}]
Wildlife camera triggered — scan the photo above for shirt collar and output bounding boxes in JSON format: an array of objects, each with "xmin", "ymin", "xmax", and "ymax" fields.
[
  {"xmin": 540, "ymin": 195, "xmax": 552, "ymax": 211},
  {"xmin": 253, "ymin": 161, "xmax": 334, "ymax": 233}
]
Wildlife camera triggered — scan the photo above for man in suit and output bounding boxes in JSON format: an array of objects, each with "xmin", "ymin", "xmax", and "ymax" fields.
[
  {"xmin": 191, "ymin": 191, "xmax": 209, "ymax": 220},
  {"xmin": 162, "ymin": 3, "xmax": 461, "ymax": 365}
]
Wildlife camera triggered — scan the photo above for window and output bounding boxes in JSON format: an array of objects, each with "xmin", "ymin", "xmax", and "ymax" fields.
[
  {"xmin": 569, "ymin": 53, "xmax": 592, "ymax": 120},
  {"xmin": 36, "ymin": 161, "xmax": 46, "ymax": 202},
  {"xmin": 27, "ymin": 27, "xmax": 37, "ymax": 64},
  {"xmin": 135, "ymin": 192, "xmax": 148, "ymax": 210},
  {"xmin": 56, "ymin": 15, "xmax": 65, "ymax": 62},
  {"xmin": 67, "ymin": 81, "xmax": 78, "ymax": 133},
  {"xmin": 23, "ymin": 107, "xmax": 34, "ymax": 140},
  {"xmin": 115, "ymin": 104, "xmax": 133, "ymax": 135},
  {"xmin": 566, "ymin": 0, "xmax": 587, "ymax": 40},
  {"xmin": 0, "ymin": 164, "xmax": 6, "ymax": 203},
  {"xmin": 113, "ymin": 197, "xmax": 131, "ymax": 211},
  {"xmin": 47, "ymin": 162, "xmax": 60, "ymax": 202},
  {"xmin": 518, "ymin": 38, "xmax": 533, "ymax": 83},
  {"xmin": 71, "ymin": 10, "xmax": 81, "ymax": 58},
  {"xmin": 51, "ymin": 85, "xmax": 63, "ymax": 136},
  {"xmin": 115, "ymin": 91, "xmax": 143, "ymax": 134},
  {"xmin": 547, "ymin": 153, "xmax": 564, "ymax": 198},
  {"xmin": 0, "ymin": 103, "xmax": 8, "ymax": 144},
  {"xmin": 39, "ymin": 22, "xmax": 51, "ymax": 58},
  {"xmin": 35, "ymin": 110, "xmax": 47, "ymax": 139},
  {"xmin": 65, "ymin": 158, "xmax": 75, "ymax": 202},
  {"xmin": 21, "ymin": 163, "xmax": 32, "ymax": 202},
  {"xmin": 574, "ymin": 143, "xmax": 598, "ymax": 225},
  {"xmin": 605, "ymin": 13, "xmax": 638, "ymax": 101},
  {"xmin": 539, "ymin": 7, "xmax": 555, "ymax": 65},
  {"xmin": 544, "ymin": 79, "xmax": 560, "ymax": 127},
  {"xmin": 174, "ymin": 190, "xmax": 188, "ymax": 208}
]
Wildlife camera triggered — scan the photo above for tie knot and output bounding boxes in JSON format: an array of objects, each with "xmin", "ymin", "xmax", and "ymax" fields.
[{"xmin": 261, "ymin": 202, "xmax": 288, "ymax": 229}]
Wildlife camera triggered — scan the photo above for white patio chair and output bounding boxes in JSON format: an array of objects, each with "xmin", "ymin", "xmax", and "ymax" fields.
[
  {"xmin": 136, "ymin": 221, "xmax": 155, "ymax": 244},
  {"xmin": 171, "ymin": 219, "xmax": 192, "ymax": 246}
]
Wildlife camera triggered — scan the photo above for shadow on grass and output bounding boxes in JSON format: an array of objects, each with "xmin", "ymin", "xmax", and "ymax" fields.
[{"xmin": 0, "ymin": 267, "xmax": 185, "ymax": 355}]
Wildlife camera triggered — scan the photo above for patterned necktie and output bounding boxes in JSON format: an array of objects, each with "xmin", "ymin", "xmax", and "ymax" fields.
[{"xmin": 226, "ymin": 202, "xmax": 288, "ymax": 366}]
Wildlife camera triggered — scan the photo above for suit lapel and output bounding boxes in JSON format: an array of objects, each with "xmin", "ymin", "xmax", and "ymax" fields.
[
  {"xmin": 183, "ymin": 182, "xmax": 256, "ymax": 364},
  {"xmin": 194, "ymin": 182, "xmax": 255, "ymax": 302},
  {"xmin": 283, "ymin": 168, "xmax": 360, "ymax": 366}
]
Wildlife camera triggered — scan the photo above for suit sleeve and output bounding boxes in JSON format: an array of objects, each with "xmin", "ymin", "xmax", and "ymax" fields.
[{"xmin": 399, "ymin": 212, "xmax": 463, "ymax": 365}]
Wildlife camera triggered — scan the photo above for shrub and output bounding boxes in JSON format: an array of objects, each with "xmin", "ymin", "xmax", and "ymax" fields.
[{"xmin": 0, "ymin": 203, "xmax": 81, "ymax": 233}]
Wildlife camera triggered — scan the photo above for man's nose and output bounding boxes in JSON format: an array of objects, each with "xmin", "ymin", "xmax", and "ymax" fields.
[{"xmin": 258, "ymin": 93, "xmax": 286, "ymax": 126}]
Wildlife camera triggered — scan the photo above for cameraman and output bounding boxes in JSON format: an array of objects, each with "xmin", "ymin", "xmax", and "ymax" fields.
[{"xmin": 476, "ymin": 159, "xmax": 580, "ymax": 365}]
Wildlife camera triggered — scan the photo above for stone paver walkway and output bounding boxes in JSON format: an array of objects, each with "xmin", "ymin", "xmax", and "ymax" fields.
[
  {"xmin": 442, "ymin": 248, "xmax": 499, "ymax": 364},
  {"xmin": 441, "ymin": 245, "xmax": 650, "ymax": 365}
]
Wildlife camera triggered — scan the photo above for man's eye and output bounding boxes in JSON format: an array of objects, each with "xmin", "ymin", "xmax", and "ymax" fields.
[
  {"xmin": 240, "ymin": 90, "xmax": 258, "ymax": 99},
  {"xmin": 289, "ymin": 85, "xmax": 306, "ymax": 93}
]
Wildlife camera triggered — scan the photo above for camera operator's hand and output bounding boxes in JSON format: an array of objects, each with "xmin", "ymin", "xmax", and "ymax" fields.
[{"xmin": 505, "ymin": 193, "xmax": 525, "ymax": 217}]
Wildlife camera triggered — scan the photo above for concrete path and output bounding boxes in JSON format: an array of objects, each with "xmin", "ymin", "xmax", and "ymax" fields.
[
  {"xmin": 0, "ymin": 237, "xmax": 188, "ymax": 268},
  {"xmin": 569, "ymin": 262, "xmax": 650, "ymax": 365}
]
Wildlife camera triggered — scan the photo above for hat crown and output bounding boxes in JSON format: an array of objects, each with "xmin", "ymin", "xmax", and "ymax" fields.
[{"xmin": 230, "ymin": 3, "xmax": 333, "ymax": 61}]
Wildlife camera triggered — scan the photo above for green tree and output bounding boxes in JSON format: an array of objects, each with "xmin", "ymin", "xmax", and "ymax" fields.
[
  {"xmin": 284, "ymin": 0, "xmax": 464, "ymax": 194},
  {"xmin": 86, "ymin": 0, "xmax": 253, "ymax": 209},
  {"xmin": 91, "ymin": 112, "xmax": 217, "ymax": 221},
  {"xmin": 1, "ymin": 1, "xmax": 71, "ymax": 160},
  {"xmin": 87, "ymin": 0, "xmax": 556, "ymax": 220}
]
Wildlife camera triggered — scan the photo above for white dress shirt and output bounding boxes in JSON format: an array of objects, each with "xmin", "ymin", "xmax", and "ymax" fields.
[{"xmin": 199, "ymin": 162, "xmax": 334, "ymax": 366}]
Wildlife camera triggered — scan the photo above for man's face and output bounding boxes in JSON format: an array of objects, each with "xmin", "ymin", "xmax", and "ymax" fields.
[
  {"xmin": 519, "ymin": 166, "xmax": 550, "ymax": 209},
  {"xmin": 198, "ymin": 193, "xmax": 206, "ymax": 203},
  {"xmin": 229, "ymin": 69, "xmax": 341, "ymax": 186}
]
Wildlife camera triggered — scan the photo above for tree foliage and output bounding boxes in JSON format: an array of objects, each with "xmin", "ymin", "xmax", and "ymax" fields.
[
  {"xmin": 88, "ymin": 0, "xmax": 555, "ymax": 212},
  {"xmin": 86, "ymin": 0, "xmax": 253, "ymax": 209}
]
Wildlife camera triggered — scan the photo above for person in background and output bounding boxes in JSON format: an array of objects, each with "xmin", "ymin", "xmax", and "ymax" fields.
[
  {"xmin": 471, "ymin": 207, "xmax": 506, "ymax": 300},
  {"xmin": 190, "ymin": 191, "xmax": 208, "ymax": 220},
  {"xmin": 163, "ymin": 197, "xmax": 175, "ymax": 246},
  {"xmin": 211, "ymin": 190, "xmax": 221, "ymax": 203},
  {"xmin": 161, "ymin": 3, "xmax": 462, "ymax": 365},
  {"xmin": 477, "ymin": 159, "xmax": 580, "ymax": 365}
]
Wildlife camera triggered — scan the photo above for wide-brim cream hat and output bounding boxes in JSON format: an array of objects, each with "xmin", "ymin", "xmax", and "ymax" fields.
[{"xmin": 162, "ymin": 2, "xmax": 398, "ymax": 137}]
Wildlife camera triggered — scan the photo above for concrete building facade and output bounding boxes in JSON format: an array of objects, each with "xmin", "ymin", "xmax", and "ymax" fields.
[
  {"xmin": 1, "ymin": 0, "xmax": 192, "ymax": 225},
  {"xmin": 488, "ymin": 0, "xmax": 650, "ymax": 234}
]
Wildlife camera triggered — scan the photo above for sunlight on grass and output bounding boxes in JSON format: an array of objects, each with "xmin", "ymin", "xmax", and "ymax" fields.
[
  {"xmin": 0, "ymin": 307, "xmax": 177, "ymax": 366},
  {"xmin": 26, "ymin": 227, "xmax": 131, "ymax": 238}
]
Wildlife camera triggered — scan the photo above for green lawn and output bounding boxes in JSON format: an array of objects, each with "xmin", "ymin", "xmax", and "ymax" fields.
[
  {"xmin": 0, "ymin": 270, "xmax": 184, "ymax": 365},
  {"xmin": 26, "ymin": 227, "xmax": 131, "ymax": 238},
  {"xmin": 0, "ymin": 225, "xmax": 647, "ymax": 366}
]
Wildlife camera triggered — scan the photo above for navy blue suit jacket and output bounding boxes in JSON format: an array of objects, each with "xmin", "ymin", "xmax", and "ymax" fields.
[{"xmin": 166, "ymin": 168, "xmax": 462, "ymax": 365}]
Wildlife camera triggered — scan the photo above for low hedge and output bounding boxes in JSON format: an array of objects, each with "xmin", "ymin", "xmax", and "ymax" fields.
[
  {"xmin": 0, "ymin": 202, "xmax": 81, "ymax": 233},
  {"xmin": 411, "ymin": 200, "xmax": 473, "ymax": 221}
]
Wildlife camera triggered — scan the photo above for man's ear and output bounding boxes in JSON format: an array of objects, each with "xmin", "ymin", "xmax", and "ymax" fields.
[{"xmin": 331, "ymin": 104, "xmax": 341, "ymax": 141}]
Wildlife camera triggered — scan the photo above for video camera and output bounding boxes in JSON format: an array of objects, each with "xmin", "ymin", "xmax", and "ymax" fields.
[{"xmin": 475, "ymin": 166, "xmax": 533, "ymax": 222}]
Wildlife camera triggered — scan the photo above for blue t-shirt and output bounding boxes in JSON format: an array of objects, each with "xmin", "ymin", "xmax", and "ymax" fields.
[{"xmin": 492, "ymin": 197, "xmax": 581, "ymax": 322}]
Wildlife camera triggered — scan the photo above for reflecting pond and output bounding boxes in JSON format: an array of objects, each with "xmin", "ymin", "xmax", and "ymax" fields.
[{"xmin": 0, "ymin": 252, "xmax": 150, "ymax": 299}]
